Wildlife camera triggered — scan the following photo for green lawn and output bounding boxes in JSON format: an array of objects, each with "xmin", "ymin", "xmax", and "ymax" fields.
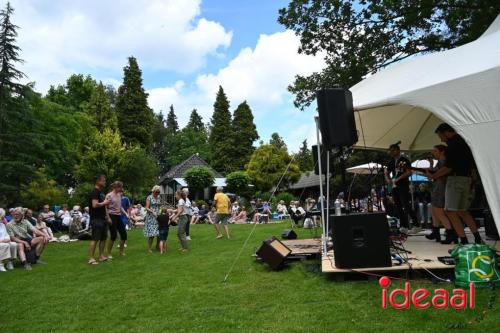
[{"xmin": 1, "ymin": 222, "xmax": 498, "ymax": 333}]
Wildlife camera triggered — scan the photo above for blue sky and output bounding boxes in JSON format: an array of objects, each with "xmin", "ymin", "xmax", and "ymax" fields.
[{"xmin": 8, "ymin": 0, "xmax": 324, "ymax": 151}]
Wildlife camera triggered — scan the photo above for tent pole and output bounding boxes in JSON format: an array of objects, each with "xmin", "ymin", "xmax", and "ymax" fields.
[
  {"xmin": 326, "ymin": 149, "xmax": 330, "ymax": 247},
  {"xmin": 315, "ymin": 116, "xmax": 328, "ymax": 255}
]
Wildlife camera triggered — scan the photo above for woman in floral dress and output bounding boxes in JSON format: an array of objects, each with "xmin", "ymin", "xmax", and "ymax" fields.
[{"xmin": 144, "ymin": 185, "xmax": 161, "ymax": 253}]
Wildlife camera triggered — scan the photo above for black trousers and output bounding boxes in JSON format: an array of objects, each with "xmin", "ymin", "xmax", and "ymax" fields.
[
  {"xmin": 109, "ymin": 215, "xmax": 127, "ymax": 241},
  {"xmin": 185, "ymin": 215, "xmax": 191, "ymax": 236},
  {"xmin": 392, "ymin": 186, "xmax": 418, "ymax": 229}
]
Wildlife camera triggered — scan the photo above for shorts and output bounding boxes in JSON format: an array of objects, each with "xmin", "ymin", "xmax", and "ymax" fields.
[
  {"xmin": 158, "ymin": 229, "xmax": 169, "ymax": 241},
  {"xmin": 90, "ymin": 218, "xmax": 108, "ymax": 241},
  {"xmin": 109, "ymin": 214, "xmax": 127, "ymax": 241},
  {"xmin": 431, "ymin": 180, "xmax": 446, "ymax": 208},
  {"xmin": 445, "ymin": 176, "xmax": 472, "ymax": 211},
  {"xmin": 214, "ymin": 213, "xmax": 230, "ymax": 225}
]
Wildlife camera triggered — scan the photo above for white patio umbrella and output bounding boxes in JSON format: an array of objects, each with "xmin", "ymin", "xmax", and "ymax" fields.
[
  {"xmin": 346, "ymin": 162, "xmax": 385, "ymax": 175},
  {"xmin": 411, "ymin": 159, "xmax": 437, "ymax": 170}
]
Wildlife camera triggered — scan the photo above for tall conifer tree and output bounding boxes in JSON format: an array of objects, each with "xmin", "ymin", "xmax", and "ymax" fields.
[
  {"xmin": 116, "ymin": 56, "xmax": 154, "ymax": 149},
  {"xmin": 208, "ymin": 86, "xmax": 232, "ymax": 173},
  {"xmin": 231, "ymin": 101, "xmax": 258, "ymax": 170},
  {"xmin": 166, "ymin": 105, "xmax": 179, "ymax": 133}
]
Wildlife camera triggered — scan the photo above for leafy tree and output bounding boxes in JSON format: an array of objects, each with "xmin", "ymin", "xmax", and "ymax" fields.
[
  {"xmin": 278, "ymin": 0, "xmax": 500, "ymax": 109},
  {"xmin": 294, "ymin": 139, "xmax": 314, "ymax": 172},
  {"xmin": 269, "ymin": 132, "xmax": 287, "ymax": 151},
  {"xmin": 184, "ymin": 166, "xmax": 215, "ymax": 199},
  {"xmin": 225, "ymin": 171, "xmax": 251, "ymax": 195},
  {"xmin": 76, "ymin": 128, "xmax": 157, "ymax": 201},
  {"xmin": 31, "ymin": 96, "xmax": 93, "ymax": 188},
  {"xmin": 231, "ymin": 101, "xmax": 259, "ymax": 170},
  {"xmin": 21, "ymin": 167, "xmax": 68, "ymax": 210},
  {"xmin": 246, "ymin": 144, "xmax": 300, "ymax": 191},
  {"xmin": 115, "ymin": 145, "xmax": 158, "ymax": 200},
  {"xmin": 166, "ymin": 104, "xmax": 179, "ymax": 133},
  {"xmin": 46, "ymin": 74, "xmax": 97, "ymax": 111},
  {"xmin": 0, "ymin": 3, "xmax": 40, "ymax": 206},
  {"xmin": 86, "ymin": 82, "xmax": 118, "ymax": 132},
  {"xmin": 186, "ymin": 109, "xmax": 204, "ymax": 132},
  {"xmin": 208, "ymin": 86, "xmax": 233, "ymax": 173},
  {"xmin": 116, "ymin": 56, "xmax": 154, "ymax": 149}
]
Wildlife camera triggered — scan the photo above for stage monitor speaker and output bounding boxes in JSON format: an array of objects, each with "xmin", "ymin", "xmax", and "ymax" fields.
[
  {"xmin": 330, "ymin": 212, "xmax": 391, "ymax": 269},
  {"xmin": 312, "ymin": 144, "xmax": 328, "ymax": 176},
  {"xmin": 316, "ymin": 88, "xmax": 358, "ymax": 149},
  {"xmin": 281, "ymin": 229, "xmax": 297, "ymax": 240},
  {"xmin": 256, "ymin": 237, "xmax": 292, "ymax": 270}
]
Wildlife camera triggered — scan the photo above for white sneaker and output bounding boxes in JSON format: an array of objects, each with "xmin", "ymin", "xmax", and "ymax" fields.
[
  {"xmin": 408, "ymin": 227, "xmax": 422, "ymax": 234},
  {"xmin": 0, "ymin": 264, "xmax": 6, "ymax": 272},
  {"xmin": 186, "ymin": 236, "xmax": 191, "ymax": 241},
  {"xmin": 399, "ymin": 227, "xmax": 409, "ymax": 235},
  {"xmin": 6, "ymin": 261, "xmax": 14, "ymax": 270}
]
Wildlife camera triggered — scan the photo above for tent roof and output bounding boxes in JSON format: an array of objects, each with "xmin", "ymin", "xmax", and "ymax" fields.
[
  {"xmin": 348, "ymin": 15, "xmax": 500, "ymax": 232},
  {"xmin": 351, "ymin": 14, "xmax": 500, "ymax": 151}
]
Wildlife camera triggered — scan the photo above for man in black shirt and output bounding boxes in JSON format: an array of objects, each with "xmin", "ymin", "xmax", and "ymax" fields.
[
  {"xmin": 384, "ymin": 143, "xmax": 418, "ymax": 233},
  {"xmin": 429, "ymin": 123, "xmax": 482, "ymax": 244},
  {"xmin": 87, "ymin": 174, "xmax": 110, "ymax": 265}
]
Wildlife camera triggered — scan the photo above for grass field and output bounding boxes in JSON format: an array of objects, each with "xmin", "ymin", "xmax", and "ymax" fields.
[{"xmin": 1, "ymin": 222, "xmax": 498, "ymax": 333}]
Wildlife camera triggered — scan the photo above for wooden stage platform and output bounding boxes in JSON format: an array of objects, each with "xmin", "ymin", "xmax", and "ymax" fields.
[
  {"xmin": 281, "ymin": 238, "xmax": 321, "ymax": 258},
  {"xmin": 321, "ymin": 230, "xmax": 500, "ymax": 274}
]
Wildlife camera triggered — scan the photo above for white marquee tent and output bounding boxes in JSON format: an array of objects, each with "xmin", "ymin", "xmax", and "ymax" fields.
[{"xmin": 350, "ymin": 15, "xmax": 500, "ymax": 230}]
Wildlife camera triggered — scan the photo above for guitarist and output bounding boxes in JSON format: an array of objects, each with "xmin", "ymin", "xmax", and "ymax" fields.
[{"xmin": 384, "ymin": 142, "xmax": 419, "ymax": 234}]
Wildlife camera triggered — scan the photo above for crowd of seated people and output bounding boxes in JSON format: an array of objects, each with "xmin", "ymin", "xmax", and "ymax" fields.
[{"xmin": 0, "ymin": 207, "xmax": 49, "ymax": 271}]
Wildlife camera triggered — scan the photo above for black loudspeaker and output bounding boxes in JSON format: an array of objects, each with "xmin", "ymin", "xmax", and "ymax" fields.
[
  {"xmin": 312, "ymin": 144, "xmax": 328, "ymax": 176},
  {"xmin": 330, "ymin": 213, "xmax": 391, "ymax": 268},
  {"xmin": 281, "ymin": 229, "xmax": 297, "ymax": 240},
  {"xmin": 484, "ymin": 210, "xmax": 499, "ymax": 240},
  {"xmin": 256, "ymin": 237, "xmax": 292, "ymax": 270},
  {"xmin": 316, "ymin": 88, "xmax": 358, "ymax": 149}
]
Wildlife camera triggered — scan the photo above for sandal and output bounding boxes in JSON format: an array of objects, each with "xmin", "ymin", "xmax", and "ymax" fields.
[
  {"xmin": 88, "ymin": 259, "xmax": 99, "ymax": 265},
  {"xmin": 99, "ymin": 256, "xmax": 109, "ymax": 262}
]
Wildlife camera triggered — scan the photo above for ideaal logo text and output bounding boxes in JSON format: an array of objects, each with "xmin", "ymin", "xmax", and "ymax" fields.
[{"xmin": 379, "ymin": 276, "xmax": 475, "ymax": 309}]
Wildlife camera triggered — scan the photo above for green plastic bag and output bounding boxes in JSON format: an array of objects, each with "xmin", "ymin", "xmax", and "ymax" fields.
[{"xmin": 451, "ymin": 244, "xmax": 500, "ymax": 288}]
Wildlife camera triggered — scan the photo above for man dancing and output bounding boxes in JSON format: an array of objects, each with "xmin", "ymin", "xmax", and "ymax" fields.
[
  {"xmin": 384, "ymin": 143, "xmax": 419, "ymax": 234},
  {"xmin": 428, "ymin": 123, "xmax": 482, "ymax": 244}
]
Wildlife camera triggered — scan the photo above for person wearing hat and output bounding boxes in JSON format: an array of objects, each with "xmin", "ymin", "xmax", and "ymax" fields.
[{"xmin": 384, "ymin": 142, "xmax": 419, "ymax": 234}]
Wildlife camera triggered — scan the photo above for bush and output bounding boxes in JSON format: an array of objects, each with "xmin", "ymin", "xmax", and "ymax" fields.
[
  {"xmin": 226, "ymin": 171, "xmax": 251, "ymax": 194},
  {"xmin": 195, "ymin": 200, "xmax": 208, "ymax": 208},
  {"xmin": 254, "ymin": 190, "xmax": 272, "ymax": 202}
]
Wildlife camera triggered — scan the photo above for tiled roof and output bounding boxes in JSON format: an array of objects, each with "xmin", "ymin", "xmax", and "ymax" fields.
[
  {"xmin": 288, "ymin": 172, "xmax": 326, "ymax": 190},
  {"xmin": 159, "ymin": 154, "xmax": 222, "ymax": 183}
]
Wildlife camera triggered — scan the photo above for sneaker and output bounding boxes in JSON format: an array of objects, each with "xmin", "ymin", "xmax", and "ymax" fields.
[
  {"xmin": 0, "ymin": 264, "xmax": 6, "ymax": 272},
  {"xmin": 6, "ymin": 261, "xmax": 14, "ymax": 270},
  {"xmin": 399, "ymin": 227, "xmax": 409, "ymax": 235},
  {"xmin": 408, "ymin": 227, "xmax": 422, "ymax": 234},
  {"xmin": 24, "ymin": 263, "xmax": 32, "ymax": 271},
  {"xmin": 186, "ymin": 236, "xmax": 191, "ymax": 241},
  {"xmin": 216, "ymin": 235, "xmax": 223, "ymax": 239}
]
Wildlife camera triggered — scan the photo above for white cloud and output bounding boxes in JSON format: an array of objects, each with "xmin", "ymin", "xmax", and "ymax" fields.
[
  {"xmin": 195, "ymin": 31, "xmax": 324, "ymax": 107},
  {"xmin": 147, "ymin": 30, "xmax": 324, "ymax": 150},
  {"xmin": 9, "ymin": 0, "xmax": 232, "ymax": 91}
]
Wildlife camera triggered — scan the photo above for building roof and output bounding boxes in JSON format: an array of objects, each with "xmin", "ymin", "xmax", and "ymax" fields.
[
  {"xmin": 173, "ymin": 177, "xmax": 226, "ymax": 187},
  {"xmin": 159, "ymin": 154, "xmax": 223, "ymax": 184},
  {"xmin": 288, "ymin": 172, "xmax": 326, "ymax": 190}
]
